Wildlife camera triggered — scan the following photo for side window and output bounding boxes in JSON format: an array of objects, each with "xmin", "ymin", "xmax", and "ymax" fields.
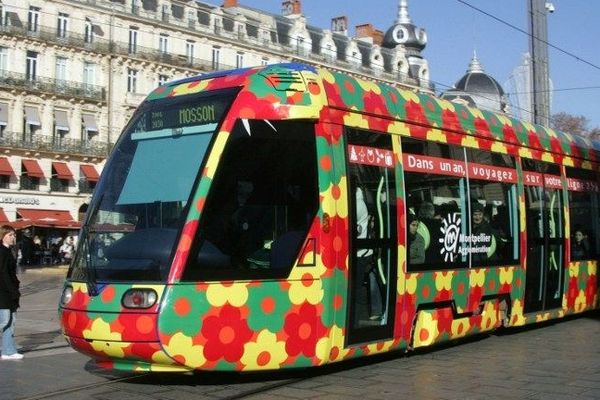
[
  {"xmin": 566, "ymin": 167, "xmax": 600, "ymax": 261},
  {"xmin": 402, "ymin": 138, "xmax": 468, "ymax": 270},
  {"xmin": 402, "ymin": 138, "xmax": 520, "ymax": 270},
  {"xmin": 465, "ymin": 148, "xmax": 519, "ymax": 267},
  {"xmin": 184, "ymin": 120, "xmax": 319, "ymax": 280}
]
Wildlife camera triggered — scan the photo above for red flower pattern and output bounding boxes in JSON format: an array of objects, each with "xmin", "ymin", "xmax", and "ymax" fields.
[
  {"xmin": 201, "ymin": 305, "xmax": 253, "ymax": 363},
  {"xmin": 283, "ymin": 303, "xmax": 326, "ymax": 358}
]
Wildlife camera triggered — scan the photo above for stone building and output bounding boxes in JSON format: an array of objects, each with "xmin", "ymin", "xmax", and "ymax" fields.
[{"xmin": 0, "ymin": 0, "xmax": 430, "ymax": 244}]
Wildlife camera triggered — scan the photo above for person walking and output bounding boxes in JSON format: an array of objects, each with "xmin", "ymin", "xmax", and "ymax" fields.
[{"xmin": 0, "ymin": 224, "xmax": 22, "ymax": 360}]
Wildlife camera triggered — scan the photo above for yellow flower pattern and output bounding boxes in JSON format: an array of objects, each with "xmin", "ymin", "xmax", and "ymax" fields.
[
  {"xmin": 161, "ymin": 332, "xmax": 206, "ymax": 368},
  {"xmin": 241, "ymin": 330, "xmax": 287, "ymax": 370},
  {"xmin": 84, "ymin": 318, "xmax": 129, "ymax": 358},
  {"xmin": 206, "ymin": 283, "xmax": 249, "ymax": 307}
]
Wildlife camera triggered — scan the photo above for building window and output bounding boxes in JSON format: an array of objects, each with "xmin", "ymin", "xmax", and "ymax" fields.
[
  {"xmin": 20, "ymin": 160, "xmax": 40, "ymax": 190},
  {"xmin": 185, "ymin": 40, "xmax": 194, "ymax": 64},
  {"xmin": 211, "ymin": 46, "xmax": 220, "ymax": 70},
  {"xmin": 187, "ymin": 10, "xmax": 195, "ymax": 28},
  {"xmin": 84, "ymin": 18, "xmax": 94, "ymax": 44},
  {"xmin": 83, "ymin": 62, "xmax": 95, "ymax": 94},
  {"xmin": 0, "ymin": 175, "xmax": 8, "ymax": 189},
  {"xmin": 79, "ymin": 179, "xmax": 95, "ymax": 194},
  {"xmin": 51, "ymin": 166, "xmax": 69, "ymax": 193},
  {"xmin": 261, "ymin": 57, "xmax": 269, "ymax": 66},
  {"xmin": 57, "ymin": 13, "xmax": 69, "ymax": 38},
  {"xmin": 55, "ymin": 57, "xmax": 67, "ymax": 89},
  {"xmin": 161, "ymin": 4, "xmax": 170, "ymax": 22},
  {"xmin": 236, "ymin": 52, "xmax": 244, "ymax": 69},
  {"xmin": 127, "ymin": 68, "xmax": 138, "ymax": 93},
  {"xmin": 158, "ymin": 74, "xmax": 169, "ymax": 86},
  {"xmin": 28, "ymin": 6, "xmax": 40, "ymax": 33},
  {"xmin": 20, "ymin": 174, "xmax": 39, "ymax": 191},
  {"xmin": 159, "ymin": 33, "xmax": 169, "ymax": 54},
  {"xmin": 26, "ymin": 51, "xmax": 38, "ymax": 81},
  {"xmin": 128, "ymin": 27, "xmax": 138, "ymax": 54},
  {"xmin": 0, "ymin": 47, "xmax": 7, "ymax": 76}
]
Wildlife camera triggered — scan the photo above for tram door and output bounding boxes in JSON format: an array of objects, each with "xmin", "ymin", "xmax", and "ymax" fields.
[
  {"xmin": 523, "ymin": 161, "xmax": 565, "ymax": 313},
  {"xmin": 345, "ymin": 129, "xmax": 397, "ymax": 345}
]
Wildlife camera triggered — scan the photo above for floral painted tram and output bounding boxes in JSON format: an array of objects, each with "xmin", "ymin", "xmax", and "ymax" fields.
[{"xmin": 59, "ymin": 63, "xmax": 599, "ymax": 372}]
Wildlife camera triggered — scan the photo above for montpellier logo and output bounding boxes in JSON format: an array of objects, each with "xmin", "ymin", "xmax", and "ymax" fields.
[{"xmin": 439, "ymin": 213, "xmax": 461, "ymax": 262}]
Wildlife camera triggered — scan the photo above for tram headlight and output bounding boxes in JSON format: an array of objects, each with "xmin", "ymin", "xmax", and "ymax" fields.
[
  {"xmin": 60, "ymin": 285, "xmax": 73, "ymax": 306},
  {"xmin": 122, "ymin": 289, "xmax": 158, "ymax": 309}
]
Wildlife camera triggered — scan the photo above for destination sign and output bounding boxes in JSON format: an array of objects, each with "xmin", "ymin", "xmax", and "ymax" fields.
[{"xmin": 132, "ymin": 97, "xmax": 230, "ymax": 136}]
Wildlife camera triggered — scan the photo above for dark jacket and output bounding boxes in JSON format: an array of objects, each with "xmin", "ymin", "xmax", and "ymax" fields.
[{"xmin": 0, "ymin": 245, "xmax": 20, "ymax": 311}]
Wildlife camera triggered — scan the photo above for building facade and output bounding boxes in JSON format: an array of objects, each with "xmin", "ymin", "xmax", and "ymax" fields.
[{"xmin": 0, "ymin": 0, "xmax": 430, "ymax": 234}]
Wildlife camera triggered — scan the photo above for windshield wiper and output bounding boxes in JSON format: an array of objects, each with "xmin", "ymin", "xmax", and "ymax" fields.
[{"xmin": 83, "ymin": 193, "xmax": 103, "ymax": 296}]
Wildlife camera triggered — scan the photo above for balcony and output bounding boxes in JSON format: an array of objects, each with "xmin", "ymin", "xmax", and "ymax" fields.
[
  {"xmin": 0, "ymin": 23, "xmax": 111, "ymax": 55},
  {"xmin": 113, "ymin": 41, "xmax": 237, "ymax": 72},
  {"xmin": 0, "ymin": 131, "xmax": 112, "ymax": 157},
  {"xmin": 0, "ymin": 71, "xmax": 105, "ymax": 102}
]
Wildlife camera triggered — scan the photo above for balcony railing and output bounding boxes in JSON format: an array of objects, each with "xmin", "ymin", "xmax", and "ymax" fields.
[
  {"xmin": 0, "ymin": 70, "xmax": 105, "ymax": 102},
  {"xmin": 0, "ymin": 131, "xmax": 112, "ymax": 157},
  {"xmin": 20, "ymin": 175, "xmax": 40, "ymax": 191},
  {"xmin": 78, "ymin": 179, "xmax": 95, "ymax": 194},
  {"xmin": 113, "ymin": 41, "xmax": 237, "ymax": 72},
  {"xmin": 0, "ymin": 23, "xmax": 112, "ymax": 55},
  {"xmin": 50, "ymin": 177, "xmax": 69, "ymax": 192}
]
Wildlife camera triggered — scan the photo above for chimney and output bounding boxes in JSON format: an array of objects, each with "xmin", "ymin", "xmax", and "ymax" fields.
[
  {"xmin": 355, "ymin": 23, "xmax": 383, "ymax": 45},
  {"xmin": 223, "ymin": 0, "xmax": 238, "ymax": 7},
  {"xmin": 331, "ymin": 16, "xmax": 348, "ymax": 35},
  {"xmin": 282, "ymin": 0, "xmax": 301, "ymax": 16}
]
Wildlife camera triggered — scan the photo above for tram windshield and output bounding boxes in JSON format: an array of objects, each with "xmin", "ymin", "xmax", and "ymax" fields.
[{"xmin": 68, "ymin": 89, "xmax": 236, "ymax": 282}]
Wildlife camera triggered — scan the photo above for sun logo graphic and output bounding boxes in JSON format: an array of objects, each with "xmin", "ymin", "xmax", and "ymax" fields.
[{"xmin": 438, "ymin": 213, "xmax": 461, "ymax": 262}]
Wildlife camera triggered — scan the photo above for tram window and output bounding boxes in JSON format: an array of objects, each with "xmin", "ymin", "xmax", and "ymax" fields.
[
  {"xmin": 402, "ymin": 137, "xmax": 468, "ymax": 270},
  {"xmin": 466, "ymin": 149, "xmax": 519, "ymax": 267},
  {"xmin": 184, "ymin": 119, "xmax": 318, "ymax": 280},
  {"xmin": 566, "ymin": 167, "xmax": 600, "ymax": 261}
]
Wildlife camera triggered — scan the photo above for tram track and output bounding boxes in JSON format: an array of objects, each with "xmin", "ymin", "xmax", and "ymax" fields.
[
  {"xmin": 15, "ymin": 372, "xmax": 307, "ymax": 400},
  {"xmin": 15, "ymin": 373, "xmax": 152, "ymax": 400}
]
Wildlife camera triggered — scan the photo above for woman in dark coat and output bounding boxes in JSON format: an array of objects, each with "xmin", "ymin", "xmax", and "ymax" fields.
[{"xmin": 0, "ymin": 224, "xmax": 22, "ymax": 360}]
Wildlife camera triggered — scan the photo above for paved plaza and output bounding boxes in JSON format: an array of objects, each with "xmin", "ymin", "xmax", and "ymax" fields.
[{"xmin": 2, "ymin": 267, "xmax": 600, "ymax": 400}]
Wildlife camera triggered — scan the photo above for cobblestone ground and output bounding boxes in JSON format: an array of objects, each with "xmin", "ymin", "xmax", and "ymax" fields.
[{"xmin": 3, "ymin": 267, "xmax": 600, "ymax": 400}]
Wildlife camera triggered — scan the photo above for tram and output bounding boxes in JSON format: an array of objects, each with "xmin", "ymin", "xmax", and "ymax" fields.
[{"xmin": 59, "ymin": 63, "xmax": 599, "ymax": 372}]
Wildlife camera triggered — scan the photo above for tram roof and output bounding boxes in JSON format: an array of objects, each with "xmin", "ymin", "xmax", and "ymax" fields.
[{"xmin": 149, "ymin": 63, "xmax": 599, "ymax": 168}]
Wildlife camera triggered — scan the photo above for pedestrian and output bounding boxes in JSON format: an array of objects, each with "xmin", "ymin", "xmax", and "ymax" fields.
[
  {"xmin": 59, "ymin": 236, "xmax": 75, "ymax": 264},
  {"xmin": 0, "ymin": 224, "xmax": 22, "ymax": 360}
]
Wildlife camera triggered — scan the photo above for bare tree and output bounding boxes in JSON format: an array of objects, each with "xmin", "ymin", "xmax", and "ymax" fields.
[
  {"xmin": 588, "ymin": 127, "xmax": 600, "ymax": 140},
  {"xmin": 550, "ymin": 112, "xmax": 588, "ymax": 136}
]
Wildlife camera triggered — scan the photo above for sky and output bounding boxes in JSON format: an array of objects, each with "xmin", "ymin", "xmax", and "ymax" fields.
[{"xmin": 236, "ymin": 0, "xmax": 600, "ymax": 129}]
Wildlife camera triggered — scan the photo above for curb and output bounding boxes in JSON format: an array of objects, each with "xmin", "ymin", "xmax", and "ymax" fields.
[{"xmin": 21, "ymin": 265, "xmax": 69, "ymax": 275}]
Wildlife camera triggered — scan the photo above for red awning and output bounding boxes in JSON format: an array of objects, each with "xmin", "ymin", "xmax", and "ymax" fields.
[
  {"xmin": 0, "ymin": 157, "xmax": 14, "ymax": 176},
  {"xmin": 52, "ymin": 162, "xmax": 73, "ymax": 180},
  {"xmin": 22, "ymin": 159, "xmax": 45, "ymax": 178},
  {"xmin": 80, "ymin": 164, "xmax": 99, "ymax": 182},
  {"xmin": 15, "ymin": 209, "xmax": 81, "ymax": 229},
  {"xmin": 0, "ymin": 208, "xmax": 8, "ymax": 222}
]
